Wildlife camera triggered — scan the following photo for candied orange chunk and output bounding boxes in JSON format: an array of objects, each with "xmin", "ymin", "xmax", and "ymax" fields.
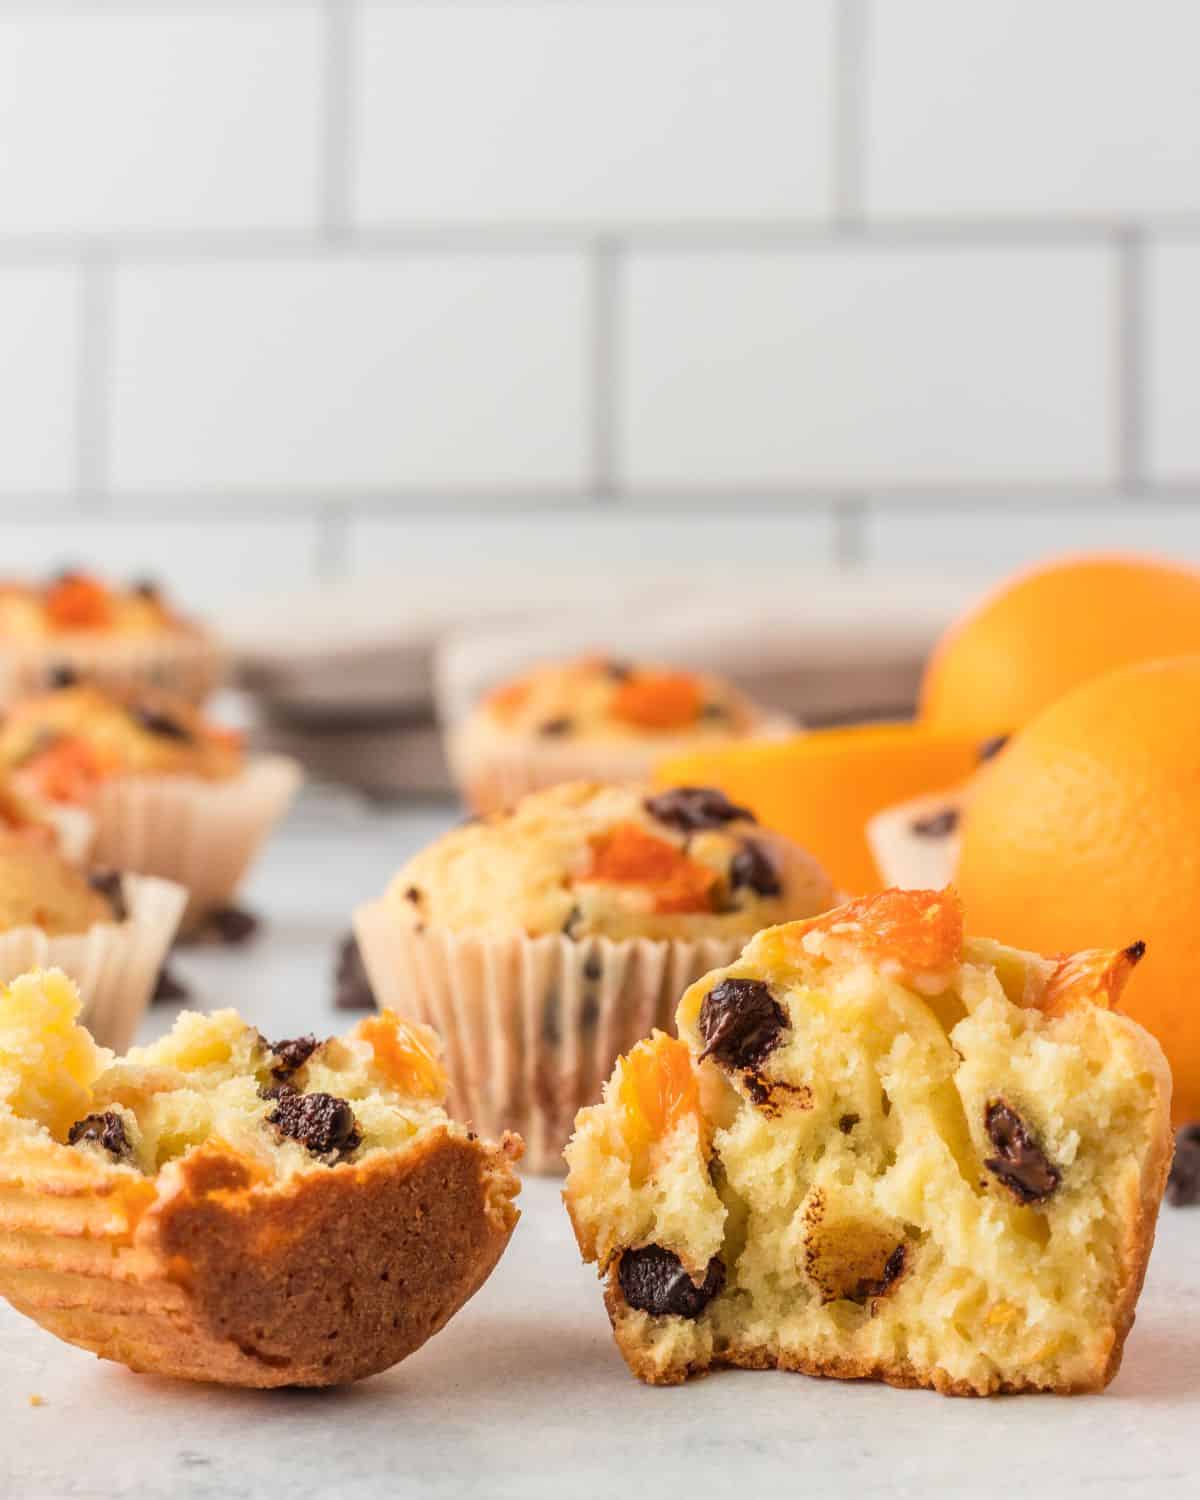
[
  {"xmin": 616, "ymin": 1032, "xmax": 704, "ymax": 1158},
  {"xmin": 611, "ymin": 670, "xmax": 704, "ymax": 731},
  {"xmin": 27, "ymin": 737, "xmax": 119, "ymax": 803},
  {"xmin": 44, "ymin": 574, "xmax": 113, "ymax": 631},
  {"xmin": 484, "ymin": 677, "xmax": 532, "ymax": 723},
  {"xmin": 356, "ymin": 1010, "xmax": 447, "ymax": 1100},
  {"xmin": 789, "ymin": 887, "xmax": 965, "ymax": 979},
  {"xmin": 1041, "ymin": 942, "xmax": 1145, "ymax": 1018},
  {"xmin": 581, "ymin": 822, "xmax": 718, "ymax": 914}
]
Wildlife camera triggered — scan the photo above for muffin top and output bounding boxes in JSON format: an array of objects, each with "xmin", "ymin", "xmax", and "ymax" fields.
[
  {"xmin": 386, "ymin": 781, "xmax": 834, "ymax": 942},
  {"xmin": 0, "ymin": 846, "xmax": 119, "ymax": 936},
  {"xmin": 0, "ymin": 571, "xmax": 197, "ymax": 640},
  {"xmin": 472, "ymin": 655, "xmax": 775, "ymax": 744},
  {"xmin": 0, "ymin": 680, "xmax": 242, "ymax": 802}
]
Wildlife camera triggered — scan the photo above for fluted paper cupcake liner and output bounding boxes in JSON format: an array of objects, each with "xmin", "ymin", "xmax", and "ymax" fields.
[
  {"xmin": 0, "ymin": 873, "xmax": 186, "ymax": 1051},
  {"xmin": 0, "ymin": 631, "xmax": 224, "ymax": 709},
  {"xmin": 354, "ymin": 906, "xmax": 741, "ymax": 1173},
  {"xmin": 84, "ymin": 755, "xmax": 303, "ymax": 930}
]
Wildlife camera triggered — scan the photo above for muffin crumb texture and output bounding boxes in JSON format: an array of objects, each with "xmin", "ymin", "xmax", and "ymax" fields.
[{"xmin": 564, "ymin": 889, "xmax": 1173, "ymax": 1395}]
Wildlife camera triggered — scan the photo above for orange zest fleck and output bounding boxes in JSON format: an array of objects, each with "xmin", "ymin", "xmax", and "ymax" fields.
[
  {"xmin": 1041, "ymin": 942, "xmax": 1145, "ymax": 1018},
  {"xmin": 26, "ymin": 736, "xmax": 119, "ymax": 803},
  {"xmin": 357, "ymin": 1010, "xmax": 447, "ymax": 1100},
  {"xmin": 789, "ymin": 887, "xmax": 965, "ymax": 979},
  {"xmin": 44, "ymin": 574, "xmax": 113, "ymax": 631},
  {"xmin": 581, "ymin": 821, "xmax": 719, "ymax": 914},
  {"xmin": 616, "ymin": 1032, "xmax": 705, "ymax": 1159},
  {"xmin": 611, "ymin": 670, "xmax": 704, "ymax": 731}
]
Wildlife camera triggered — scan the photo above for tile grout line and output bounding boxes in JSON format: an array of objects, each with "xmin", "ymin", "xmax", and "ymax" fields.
[
  {"xmin": 74, "ymin": 250, "xmax": 114, "ymax": 509},
  {"xmin": 832, "ymin": 0, "xmax": 868, "ymax": 230},
  {"xmin": 320, "ymin": 0, "xmax": 355, "ymax": 243},
  {"xmin": 1117, "ymin": 227, "xmax": 1146, "ymax": 493},
  {"xmin": 591, "ymin": 238, "xmax": 621, "ymax": 502}
]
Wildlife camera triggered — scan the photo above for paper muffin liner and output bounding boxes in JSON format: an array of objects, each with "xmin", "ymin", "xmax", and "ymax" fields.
[
  {"xmin": 354, "ymin": 905, "xmax": 742, "ymax": 1174},
  {"xmin": 447, "ymin": 713, "xmax": 796, "ymax": 816},
  {"xmin": 84, "ymin": 755, "xmax": 303, "ymax": 930},
  {"xmin": 0, "ymin": 873, "xmax": 186, "ymax": 1052},
  {"xmin": 0, "ymin": 630, "xmax": 224, "ymax": 709}
]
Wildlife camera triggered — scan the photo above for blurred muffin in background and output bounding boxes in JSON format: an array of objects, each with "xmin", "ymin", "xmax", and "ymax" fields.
[
  {"xmin": 0, "ymin": 679, "xmax": 300, "ymax": 931},
  {"xmin": 354, "ymin": 780, "xmax": 833, "ymax": 1172},
  {"xmin": 0, "ymin": 570, "xmax": 222, "ymax": 706},
  {"xmin": 447, "ymin": 654, "xmax": 794, "ymax": 816}
]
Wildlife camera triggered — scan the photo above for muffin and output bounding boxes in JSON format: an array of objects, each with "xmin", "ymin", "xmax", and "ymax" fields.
[
  {"xmin": 0, "ymin": 971, "xmax": 522, "ymax": 1387},
  {"xmin": 0, "ymin": 571, "xmax": 221, "ymax": 706},
  {"xmin": 446, "ymin": 655, "xmax": 793, "ymax": 815},
  {"xmin": 0, "ymin": 679, "xmax": 301, "ymax": 928},
  {"xmin": 0, "ymin": 847, "xmax": 183, "ymax": 1050},
  {"xmin": 564, "ymin": 888, "xmax": 1172, "ymax": 1395},
  {"xmin": 355, "ymin": 781, "xmax": 833, "ymax": 1172}
]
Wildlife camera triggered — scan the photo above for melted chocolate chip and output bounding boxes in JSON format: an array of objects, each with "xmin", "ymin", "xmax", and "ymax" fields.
[
  {"xmin": 911, "ymin": 807, "xmax": 959, "ymax": 838},
  {"xmin": 562, "ymin": 905, "xmax": 584, "ymax": 938},
  {"xmin": 605, "ymin": 660, "xmax": 633, "ymax": 682},
  {"xmin": 129, "ymin": 703, "xmax": 192, "ymax": 742},
  {"xmin": 403, "ymin": 886, "xmax": 422, "ymax": 905},
  {"xmin": 1167, "ymin": 1123, "xmax": 1200, "ymax": 1207},
  {"xmin": 67, "ymin": 1111, "xmax": 132, "ymax": 1162},
  {"xmin": 617, "ymin": 1244, "xmax": 725, "ymax": 1319},
  {"xmin": 643, "ymin": 786, "xmax": 755, "ymax": 834},
  {"xmin": 48, "ymin": 663, "xmax": 79, "ymax": 690},
  {"xmin": 729, "ymin": 838, "xmax": 782, "ymax": 898},
  {"xmin": 983, "ymin": 1099, "xmax": 1061, "ymax": 1204},
  {"xmin": 537, "ymin": 716, "xmax": 573, "ymax": 737},
  {"xmin": 267, "ymin": 1087, "xmax": 361, "ymax": 1159},
  {"xmin": 270, "ymin": 1034, "xmax": 320, "ymax": 1080},
  {"xmin": 151, "ymin": 963, "xmax": 191, "ymax": 1005},
  {"xmin": 852, "ymin": 1243, "xmax": 907, "ymax": 1303},
  {"xmin": 699, "ymin": 978, "xmax": 788, "ymax": 1071},
  {"xmin": 838, "ymin": 1113, "xmax": 860, "ymax": 1134},
  {"xmin": 130, "ymin": 578, "xmax": 160, "ymax": 599},
  {"xmin": 87, "ymin": 868, "xmax": 126, "ymax": 923},
  {"xmin": 334, "ymin": 932, "xmax": 376, "ymax": 1010},
  {"xmin": 978, "ymin": 734, "xmax": 1010, "ymax": 763}
]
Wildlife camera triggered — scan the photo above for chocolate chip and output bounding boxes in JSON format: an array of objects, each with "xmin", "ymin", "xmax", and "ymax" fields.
[
  {"xmin": 537, "ymin": 716, "xmax": 573, "ymax": 737},
  {"xmin": 729, "ymin": 838, "xmax": 782, "ymax": 898},
  {"xmin": 334, "ymin": 932, "xmax": 376, "ymax": 1010},
  {"xmin": 605, "ymin": 660, "xmax": 633, "ymax": 682},
  {"xmin": 699, "ymin": 702, "xmax": 728, "ymax": 720},
  {"xmin": 87, "ymin": 868, "xmax": 126, "ymax": 923},
  {"xmin": 130, "ymin": 578, "xmax": 160, "ymax": 599},
  {"xmin": 47, "ymin": 663, "xmax": 78, "ymax": 690},
  {"xmin": 403, "ymin": 886, "xmax": 422, "ymax": 905},
  {"xmin": 617, "ymin": 1244, "xmax": 725, "ymax": 1320},
  {"xmin": 67, "ymin": 1111, "xmax": 132, "ymax": 1162},
  {"xmin": 267, "ymin": 1087, "xmax": 361, "ymax": 1160},
  {"xmin": 978, "ymin": 734, "xmax": 1010, "ymax": 763},
  {"xmin": 983, "ymin": 1099, "xmax": 1061, "ymax": 1204},
  {"xmin": 270, "ymin": 1034, "xmax": 320, "ymax": 1080},
  {"xmin": 911, "ymin": 807, "xmax": 959, "ymax": 838},
  {"xmin": 151, "ymin": 963, "xmax": 190, "ymax": 1005},
  {"xmin": 699, "ymin": 978, "xmax": 788, "ymax": 1071},
  {"xmin": 838, "ymin": 1113, "xmax": 860, "ymax": 1134},
  {"xmin": 643, "ymin": 786, "xmax": 756, "ymax": 834},
  {"xmin": 129, "ymin": 704, "xmax": 192, "ymax": 742},
  {"xmin": 203, "ymin": 905, "xmax": 260, "ymax": 946},
  {"xmin": 1167, "ymin": 1123, "xmax": 1200, "ymax": 1207},
  {"xmin": 852, "ymin": 1243, "xmax": 907, "ymax": 1303},
  {"xmin": 562, "ymin": 905, "xmax": 584, "ymax": 938}
]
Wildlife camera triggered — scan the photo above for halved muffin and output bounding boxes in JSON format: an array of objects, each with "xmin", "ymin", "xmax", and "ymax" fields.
[
  {"xmin": 565, "ymin": 889, "xmax": 1172, "ymax": 1395},
  {"xmin": 0, "ymin": 972, "xmax": 521, "ymax": 1387}
]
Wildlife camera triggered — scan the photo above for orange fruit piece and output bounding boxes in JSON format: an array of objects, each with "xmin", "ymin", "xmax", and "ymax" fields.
[
  {"xmin": 356, "ymin": 1011, "xmax": 447, "ymax": 1100},
  {"xmin": 784, "ymin": 887, "xmax": 964, "ymax": 981},
  {"xmin": 616, "ymin": 1031, "xmax": 704, "ymax": 1159},
  {"xmin": 581, "ymin": 821, "xmax": 718, "ymax": 914},
  {"xmin": 922, "ymin": 553, "xmax": 1200, "ymax": 739},
  {"xmin": 956, "ymin": 656, "xmax": 1200, "ymax": 1120},
  {"xmin": 655, "ymin": 724, "xmax": 981, "ymax": 895},
  {"xmin": 1040, "ymin": 943, "xmax": 1145, "ymax": 1019},
  {"xmin": 44, "ymin": 573, "xmax": 114, "ymax": 631},
  {"xmin": 611, "ymin": 670, "xmax": 703, "ymax": 731},
  {"xmin": 27, "ymin": 737, "xmax": 118, "ymax": 803}
]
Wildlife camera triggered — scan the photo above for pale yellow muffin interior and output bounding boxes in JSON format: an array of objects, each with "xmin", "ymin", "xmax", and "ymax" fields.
[
  {"xmin": 385, "ymin": 781, "xmax": 834, "ymax": 943},
  {"xmin": 0, "ymin": 970, "xmax": 462, "ymax": 1182},
  {"xmin": 0, "ymin": 846, "xmax": 116, "ymax": 936},
  {"xmin": 565, "ymin": 890, "xmax": 1172, "ymax": 1395}
]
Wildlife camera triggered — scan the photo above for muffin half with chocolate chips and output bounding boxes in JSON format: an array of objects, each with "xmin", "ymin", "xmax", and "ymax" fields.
[
  {"xmin": 565, "ymin": 888, "xmax": 1172, "ymax": 1395},
  {"xmin": 0, "ymin": 969, "xmax": 521, "ymax": 1387},
  {"xmin": 446, "ymin": 655, "xmax": 793, "ymax": 816},
  {"xmin": 355, "ymin": 781, "xmax": 832, "ymax": 1172},
  {"xmin": 0, "ymin": 679, "xmax": 300, "ymax": 929}
]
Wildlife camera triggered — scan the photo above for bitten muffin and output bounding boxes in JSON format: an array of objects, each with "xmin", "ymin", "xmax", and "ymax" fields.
[
  {"xmin": 564, "ymin": 888, "xmax": 1172, "ymax": 1395},
  {"xmin": 447, "ymin": 655, "xmax": 793, "ymax": 815},
  {"xmin": 0, "ymin": 679, "xmax": 300, "ymax": 927},
  {"xmin": 0, "ymin": 571, "xmax": 221, "ymax": 705},
  {"xmin": 0, "ymin": 971, "xmax": 522, "ymax": 1387},
  {"xmin": 355, "ymin": 781, "xmax": 833, "ymax": 1172}
]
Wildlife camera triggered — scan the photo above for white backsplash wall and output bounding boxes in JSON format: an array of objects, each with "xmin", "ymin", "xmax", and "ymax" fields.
[{"xmin": 3, "ymin": 0, "xmax": 1200, "ymax": 606}]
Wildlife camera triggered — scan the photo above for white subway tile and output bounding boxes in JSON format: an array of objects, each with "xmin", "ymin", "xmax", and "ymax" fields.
[
  {"xmin": 0, "ymin": 12, "xmax": 321, "ymax": 235},
  {"xmin": 867, "ymin": 0, "xmax": 1200, "ymax": 219},
  {"xmin": 109, "ymin": 255, "xmax": 590, "ymax": 492},
  {"xmin": 619, "ymin": 248, "xmax": 1116, "ymax": 489},
  {"xmin": 0, "ymin": 517, "xmax": 321, "ymax": 617},
  {"xmin": 353, "ymin": 2, "xmax": 835, "ymax": 225},
  {"xmin": 0, "ymin": 266, "xmax": 80, "ymax": 493},
  {"xmin": 1147, "ymin": 243, "xmax": 1200, "ymax": 482}
]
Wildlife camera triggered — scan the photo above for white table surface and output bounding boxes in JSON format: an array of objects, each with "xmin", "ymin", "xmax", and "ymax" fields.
[{"xmin": 2, "ymin": 789, "xmax": 1198, "ymax": 1500}]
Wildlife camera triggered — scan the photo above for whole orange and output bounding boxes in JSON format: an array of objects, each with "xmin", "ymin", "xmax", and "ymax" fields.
[
  {"xmin": 956, "ymin": 657, "xmax": 1200, "ymax": 1120},
  {"xmin": 922, "ymin": 553, "xmax": 1200, "ymax": 738}
]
